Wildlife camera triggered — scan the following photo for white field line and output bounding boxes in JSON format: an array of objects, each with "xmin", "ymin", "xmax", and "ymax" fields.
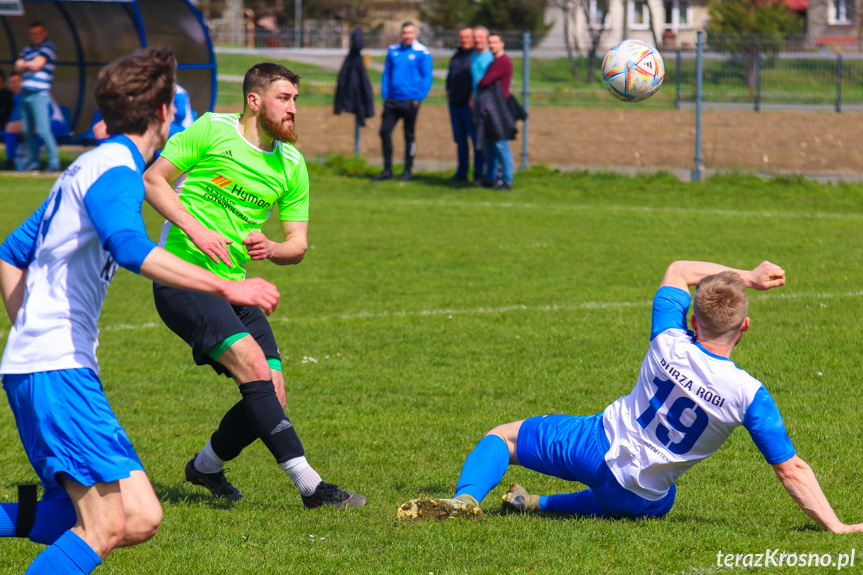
[
  {"xmin": 333, "ymin": 197, "xmax": 863, "ymax": 221},
  {"xmin": 1, "ymin": 290, "xmax": 857, "ymax": 340},
  {"xmin": 74, "ymin": 288, "xmax": 863, "ymax": 334}
]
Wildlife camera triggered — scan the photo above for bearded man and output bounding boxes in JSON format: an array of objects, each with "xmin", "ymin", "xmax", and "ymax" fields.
[{"xmin": 143, "ymin": 63, "xmax": 366, "ymax": 509}]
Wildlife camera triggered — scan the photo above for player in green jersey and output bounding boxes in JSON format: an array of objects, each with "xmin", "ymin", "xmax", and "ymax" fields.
[{"xmin": 143, "ymin": 63, "xmax": 365, "ymax": 509}]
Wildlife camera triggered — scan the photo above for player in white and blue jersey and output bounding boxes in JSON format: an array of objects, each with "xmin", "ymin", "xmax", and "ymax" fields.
[
  {"xmin": 399, "ymin": 260, "xmax": 863, "ymax": 533},
  {"xmin": 0, "ymin": 48, "xmax": 280, "ymax": 574}
]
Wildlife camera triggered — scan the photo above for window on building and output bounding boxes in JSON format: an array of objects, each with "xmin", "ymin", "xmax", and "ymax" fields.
[
  {"xmin": 628, "ymin": 0, "xmax": 651, "ymax": 30},
  {"xmin": 664, "ymin": 0, "xmax": 692, "ymax": 31},
  {"xmin": 589, "ymin": 0, "xmax": 611, "ymax": 29},
  {"xmin": 829, "ymin": 0, "xmax": 853, "ymax": 24}
]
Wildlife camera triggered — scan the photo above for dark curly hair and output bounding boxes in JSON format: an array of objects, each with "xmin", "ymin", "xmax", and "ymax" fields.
[
  {"xmin": 242, "ymin": 62, "xmax": 300, "ymax": 104},
  {"xmin": 96, "ymin": 47, "xmax": 176, "ymax": 136}
]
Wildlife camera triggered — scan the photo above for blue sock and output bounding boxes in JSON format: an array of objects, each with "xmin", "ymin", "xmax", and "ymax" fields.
[
  {"xmin": 0, "ymin": 498, "xmax": 77, "ymax": 543},
  {"xmin": 4, "ymin": 132, "xmax": 16, "ymax": 163},
  {"xmin": 454, "ymin": 434, "xmax": 510, "ymax": 504},
  {"xmin": 25, "ymin": 530, "xmax": 101, "ymax": 575},
  {"xmin": 539, "ymin": 490, "xmax": 603, "ymax": 516},
  {"xmin": 0, "ymin": 503, "xmax": 15, "ymax": 537}
]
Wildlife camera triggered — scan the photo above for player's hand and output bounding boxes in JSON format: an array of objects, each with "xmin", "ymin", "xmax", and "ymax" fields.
[
  {"xmin": 242, "ymin": 231, "xmax": 274, "ymax": 261},
  {"xmin": 225, "ymin": 277, "xmax": 280, "ymax": 315},
  {"xmin": 834, "ymin": 522, "xmax": 863, "ymax": 534},
  {"xmin": 92, "ymin": 120, "xmax": 109, "ymax": 140},
  {"xmin": 749, "ymin": 261, "xmax": 786, "ymax": 290},
  {"xmin": 14, "ymin": 59, "xmax": 25, "ymax": 72},
  {"xmin": 187, "ymin": 226, "xmax": 233, "ymax": 268}
]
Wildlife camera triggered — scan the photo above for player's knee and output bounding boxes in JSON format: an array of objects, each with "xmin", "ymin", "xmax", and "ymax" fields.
[
  {"xmin": 250, "ymin": 358, "xmax": 272, "ymax": 381},
  {"xmin": 123, "ymin": 502, "xmax": 162, "ymax": 545},
  {"xmin": 485, "ymin": 423, "xmax": 519, "ymax": 458},
  {"xmin": 92, "ymin": 513, "xmax": 127, "ymax": 553}
]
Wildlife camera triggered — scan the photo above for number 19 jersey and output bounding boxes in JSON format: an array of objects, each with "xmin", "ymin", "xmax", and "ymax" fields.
[{"xmin": 602, "ymin": 286, "xmax": 796, "ymax": 501}]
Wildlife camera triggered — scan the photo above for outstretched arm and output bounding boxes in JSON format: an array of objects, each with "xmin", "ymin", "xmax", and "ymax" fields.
[
  {"xmin": 139, "ymin": 248, "xmax": 279, "ymax": 314},
  {"xmin": 772, "ymin": 455, "xmax": 863, "ymax": 533},
  {"xmin": 143, "ymin": 156, "xmax": 234, "ymax": 268},
  {"xmin": 660, "ymin": 260, "xmax": 786, "ymax": 291}
]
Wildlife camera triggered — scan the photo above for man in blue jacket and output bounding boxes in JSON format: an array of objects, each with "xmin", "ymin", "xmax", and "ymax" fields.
[{"xmin": 372, "ymin": 21, "xmax": 433, "ymax": 182}]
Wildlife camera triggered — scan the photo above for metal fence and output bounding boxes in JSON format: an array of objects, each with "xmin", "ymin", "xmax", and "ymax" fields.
[{"xmin": 212, "ymin": 29, "xmax": 863, "ymax": 178}]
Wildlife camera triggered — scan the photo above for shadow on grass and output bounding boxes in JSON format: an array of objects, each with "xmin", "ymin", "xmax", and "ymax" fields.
[
  {"xmin": 152, "ymin": 480, "xmax": 238, "ymax": 510},
  {"xmin": 478, "ymin": 509, "xmax": 724, "ymax": 526}
]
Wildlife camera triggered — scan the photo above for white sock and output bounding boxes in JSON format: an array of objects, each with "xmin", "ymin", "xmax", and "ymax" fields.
[
  {"xmin": 280, "ymin": 456, "xmax": 322, "ymax": 496},
  {"xmin": 194, "ymin": 441, "xmax": 226, "ymax": 474}
]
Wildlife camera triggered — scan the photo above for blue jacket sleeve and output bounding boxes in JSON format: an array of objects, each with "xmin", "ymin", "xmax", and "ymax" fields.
[
  {"xmin": 419, "ymin": 51, "xmax": 434, "ymax": 102},
  {"xmin": 82, "ymin": 166, "xmax": 156, "ymax": 274},
  {"xmin": 650, "ymin": 286, "xmax": 691, "ymax": 340},
  {"xmin": 381, "ymin": 54, "xmax": 392, "ymax": 100},
  {"xmin": 743, "ymin": 385, "xmax": 796, "ymax": 465},
  {"xmin": 0, "ymin": 194, "xmax": 52, "ymax": 268}
]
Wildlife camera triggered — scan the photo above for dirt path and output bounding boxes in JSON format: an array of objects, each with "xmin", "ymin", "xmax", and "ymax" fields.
[{"xmin": 216, "ymin": 105, "xmax": 863, "ymax": 174}]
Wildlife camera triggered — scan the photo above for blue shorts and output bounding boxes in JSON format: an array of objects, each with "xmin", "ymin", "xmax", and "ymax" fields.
[
  {"xmin": 3, "ymin": 369, "xmax": 144, "ymax": 495},
  {"xmin": 517, "ymin": 413, "xmax": 675, "ymax": 519}
]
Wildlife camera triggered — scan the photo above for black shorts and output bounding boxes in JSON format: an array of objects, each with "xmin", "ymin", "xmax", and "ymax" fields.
[{"xmin": 153, "ymin": 282, "xmax": 280, "ymax": 377}]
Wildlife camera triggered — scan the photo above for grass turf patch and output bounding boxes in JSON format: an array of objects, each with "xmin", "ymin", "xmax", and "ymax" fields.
[{"xmin": 1, "ymin": 165, "xmax": 862, "ymax": 574}]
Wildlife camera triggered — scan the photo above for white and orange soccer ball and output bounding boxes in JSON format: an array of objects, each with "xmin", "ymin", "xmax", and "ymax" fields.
[{"xmin": 601, "ymin": 39, "xmax": 665, "ymax": 102}]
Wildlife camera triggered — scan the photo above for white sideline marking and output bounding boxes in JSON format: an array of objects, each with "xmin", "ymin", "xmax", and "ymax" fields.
[
  {"xmin": 85, "ymin": 289, "xmax": 863, "ymax": 333},
  {"xmin": 0, "ymin": 290, "xmax": 863, "ymax": 337},
  {"xmin": 356, "ymin": 198, "xmax": 863, "ymax": 221},
  {"xmin": 1, "ymin": 290, "xmax": 857, "ymax": 340}
]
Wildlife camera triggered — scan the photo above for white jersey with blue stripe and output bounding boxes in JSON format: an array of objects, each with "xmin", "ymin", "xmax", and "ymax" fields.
[
  {"xmin": 602, "ymin": 286, "xmax": 795, "ymax": 501},
  {"xmin": 0, "ymin": 136, "xmax": 156, "ymax": 375}
]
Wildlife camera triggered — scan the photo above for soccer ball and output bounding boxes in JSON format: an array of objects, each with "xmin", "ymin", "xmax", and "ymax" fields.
[{"xmin": 601, "ymin": 39, "xmax": 665, "ymax": 102}]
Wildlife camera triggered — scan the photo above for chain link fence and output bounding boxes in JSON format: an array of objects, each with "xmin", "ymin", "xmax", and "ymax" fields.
[{"xmin": 212, "ymin": 28, "xmax": 863, "ymax": 178}]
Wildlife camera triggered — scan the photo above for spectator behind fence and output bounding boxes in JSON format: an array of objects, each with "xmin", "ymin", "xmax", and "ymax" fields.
[
  {"xmin": 372, "ymin": 21, "xmax": 432, "ymax": 182},
  {"xmin": 14, "ymin": 21, "xmax": 59, "ymax": 173},
  {"xmin": 470, "ymin": 26, "xmax": 493, "ymax": 100},
  {"xmin": 334, "ymin": 28, "xmax": 375, "ymax": 134},
  {"xmin": 446, "ymin": 27, "xmax": 483, "ymax": 184},
  {"xmin": 476, "ymin": 32, "xmax": 514, "ymax": 191}
]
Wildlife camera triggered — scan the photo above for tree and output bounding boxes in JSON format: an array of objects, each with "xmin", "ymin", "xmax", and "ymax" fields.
[
  {"xmin": 422, "ymin": 0, "xmax": 552, "ymax": 46},
  {"xmin": 419, "ymin": 0, "xmax": 479, "ymax": 32},
  {"xmin": 549, "ymin": 0, "xmax": 580, "ymax": 80},
  {"xmin": 304, "ymin": 0, "xmax": 374, "ymax": 26},
  {"xmin": 707, "ymin": 0, "xmax": 804, "ymax": 88},
  {"xmin": 582, "ymin": 0, "xmax": 610, "ymax": 84},
  {"xmin": 474, "ymin": 0, "xmax": 551, "ymax": 33}
]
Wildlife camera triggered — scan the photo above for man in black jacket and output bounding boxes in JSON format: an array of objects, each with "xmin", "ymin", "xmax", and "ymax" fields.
[
  {"xmin": 334, "ymin": 28, "xmax": 374, "ymax": 129},
  {"xmin": 446, "ymin": 27, "xmax": 483, "ymax": 183}
]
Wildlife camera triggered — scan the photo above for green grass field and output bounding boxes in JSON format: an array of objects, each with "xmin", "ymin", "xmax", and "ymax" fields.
[{"xmin": 2, "ymin": 164, "xmax": 863, "ymax": 574}]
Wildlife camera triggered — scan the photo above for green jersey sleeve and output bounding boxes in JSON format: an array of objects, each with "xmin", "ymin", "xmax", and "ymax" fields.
[
  {"xmin": 278, "ymin": 145, "xmax": 310, "ymax": 222},
  {"xmin": 160, "ymin": 113, "xmax": 213, "ymax": 171}
]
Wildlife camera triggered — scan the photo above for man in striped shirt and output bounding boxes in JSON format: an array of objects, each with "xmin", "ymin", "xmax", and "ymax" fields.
[{"xmin": 14, "ymin": 21, "xmax": 59, "ymax": 173}]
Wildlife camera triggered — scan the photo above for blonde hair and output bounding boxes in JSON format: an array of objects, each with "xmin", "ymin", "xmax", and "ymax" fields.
[{"xmin": 693, "ymin": 271, "xmax": 748, "ymax": 340}]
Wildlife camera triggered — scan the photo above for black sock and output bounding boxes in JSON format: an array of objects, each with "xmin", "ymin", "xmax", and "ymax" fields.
[
  {"xmin": 210, "ymin": 400, "xmax": 258, "ymax": 462},
  {"xmin": 238, "ymin": 380, "xmax": 305, "ymax": 464}
]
